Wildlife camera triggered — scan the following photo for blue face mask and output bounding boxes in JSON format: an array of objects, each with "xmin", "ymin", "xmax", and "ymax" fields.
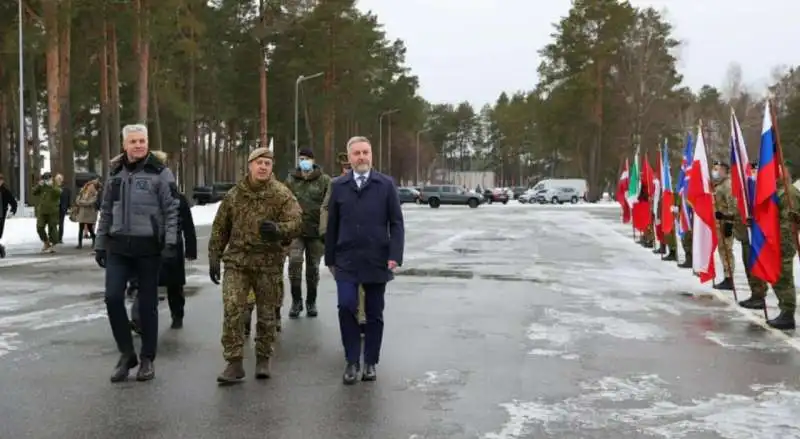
[{"xmin": 299, "ymin": 159, "xmax": 313, "ymax": 172}]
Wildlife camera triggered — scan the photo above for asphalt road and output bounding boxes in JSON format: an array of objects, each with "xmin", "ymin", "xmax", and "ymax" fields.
[{"xmin": 1, "ymin": 203, "xmax": 800, "ymax": 439}]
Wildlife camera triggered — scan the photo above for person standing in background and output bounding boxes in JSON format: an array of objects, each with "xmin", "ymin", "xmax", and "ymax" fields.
[
  {"xmin": 0, "ymin": 174, "xmax": 18, "ymax": 258},
  {"xmin": 73, "ymin": 179, "xmax": 100, "ymax": 249},
  {"xmin": 56, "ymin": 173, "xmax": 71, "ymax": 245},
  {"xmin": 325, "ymin": 136, "xmax": 405, "ymax": 385}
]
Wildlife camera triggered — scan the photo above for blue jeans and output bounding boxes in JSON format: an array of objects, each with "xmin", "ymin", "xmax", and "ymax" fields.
[{"xmin": 336, "ymin": 280, "xmax": 386, "ymax": 365}]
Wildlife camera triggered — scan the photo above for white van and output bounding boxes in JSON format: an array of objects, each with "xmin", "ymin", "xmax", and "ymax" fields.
[{"xmin": 531, "ymin": 179, "xmax": 588, "ymax": 204}]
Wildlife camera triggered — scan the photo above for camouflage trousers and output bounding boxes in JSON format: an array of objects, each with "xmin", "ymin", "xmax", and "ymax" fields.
[
  {"xmin": 739, "ymin": 238, "xmax": 769, "ymax": 299},
  {"xmin": 244, "ymin": 279, "xmax": 284, "ymax": 333},
  {"xmin": 288, "ymin": 237, "xmax": 324, "ymax": 289},
  {"xmin": 716, "ymin": 225, "xmax": 734, "ymax": 277},
  {"xmin": 747, "ymin": 235, "xmax": 797, "ymax": 312},
  {"xmin": 36, "ymin": 213, "xmax": 58, "ymax": 244},
  {"xmin": 681, "ymin": 231, "xmax": 693, "ymax": 262},
  {"xmin": 221, "ymin": 268, "xmax": 282, "ymax": 361}
]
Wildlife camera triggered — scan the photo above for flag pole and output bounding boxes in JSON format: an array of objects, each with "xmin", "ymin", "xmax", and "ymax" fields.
[
  {"xmin": 700, "ymin": 121, "xmax": 727, "ymax": 292},
  {"xmin": 769, "ymin": 100, "xmax": 800, "ymax": 266}
]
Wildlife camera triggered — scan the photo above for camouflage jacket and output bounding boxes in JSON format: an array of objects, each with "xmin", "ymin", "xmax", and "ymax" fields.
[
  {"xmin": 778, "ymin": 183, "xmax": 800, "ymax": 256},
  {"xmin": 319, "ymin": 169, "xmax": 348, "ymax": 236},
  {"xmin": 284, "ymin": 165, "xmax": 331, "ymax": 238},
  {"xmin": 32, "ymin": 183, "xmax": 62, "ymax": 217},
  {"xmin": 208, "ymin": 175, "xmax": 302, "ymax": 272},
  {"xmin": 713, "ymin": 177, "xmax": 736, "ymax": 226}
]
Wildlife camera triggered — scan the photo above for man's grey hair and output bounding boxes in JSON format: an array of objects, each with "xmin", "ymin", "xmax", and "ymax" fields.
[
  {"xmin": 346, "ymin": 136, "xmax": 370, "ymax": 152},
  {"xmin": 122, "ymin": 124, "xmax": 148, "ymax": 139}
]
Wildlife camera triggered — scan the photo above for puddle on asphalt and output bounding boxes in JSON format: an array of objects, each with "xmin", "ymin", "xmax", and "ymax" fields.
[{"xmin": 396, "ymin": 268, "xmax": 551, "ymax": 284}]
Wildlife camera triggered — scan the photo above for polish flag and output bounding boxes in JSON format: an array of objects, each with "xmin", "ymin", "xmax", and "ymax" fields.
[{"xmin": 687, "ymin": 122, "xmax": 718, "ymax": 283}]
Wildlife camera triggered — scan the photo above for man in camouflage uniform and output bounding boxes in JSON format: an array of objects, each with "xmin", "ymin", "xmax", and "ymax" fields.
[
  {"xmin": 33, "ymin": 172, "xmax": 61, "ymax": 253},
  {"xmin": 209, "ymin": 147, "xmax": 302, "ymax": 383},
  {"xmin": 678, "ymin": 199, "xmax": 693, "ymax": 268},
  {"xmin": 739, "ymin": 166, "xmax": 800, "ymax": 330},
  {"xmin": 712, "ymin": 162, "xmax": 736, "ymax": 290},
  {"xmin": 285, "ymin": 148, "xmax": 332, "ymax": 318},
  {"xmin": 320, "ymin": 152, "xmax": 367, "ymax": 333}
]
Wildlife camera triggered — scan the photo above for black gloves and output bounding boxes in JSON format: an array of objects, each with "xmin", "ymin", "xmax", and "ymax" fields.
[
  {"xmin": 723, "ymin": 223, "xmax": 733, "ymax": 237},
  {"xmin": 162, "ymin": 244, "xmax": 177, "ymax": 259},
  {"xmin": 95, "ymin": 249, "xmax": 106, "ymax": 268},
  {"xmin": 209, "ymin": 258, "xmax": 221, "ymax": 285},
  {"xmin": 259, "ymin": 220, "xmax": 279, "ymax": 241},
  {"xmin": 715, "ymin": 211, "xmax": 734, "ymax": 221},
  {"xmin": 789, "ymin": 211, "xmax": 800, "ymax": 224}
]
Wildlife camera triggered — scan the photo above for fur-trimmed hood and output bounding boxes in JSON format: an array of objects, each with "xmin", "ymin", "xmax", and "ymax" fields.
[{"xmin": 109, "ymin": 150, "xmax": 168, "ymax": 175}]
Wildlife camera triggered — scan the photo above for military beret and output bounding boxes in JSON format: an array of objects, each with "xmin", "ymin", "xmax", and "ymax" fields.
[
  {"xmin": 247, "ymin": 147, "xmax": 273, "ymax": 162},
  {"xmin": 299, "ymin": 148, "xmax": 314, "ymax": 159}
]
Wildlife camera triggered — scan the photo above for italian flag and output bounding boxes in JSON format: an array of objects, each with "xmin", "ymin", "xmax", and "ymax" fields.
[{"xmin": 626, "ymin": 148, "xmax": 641, "ymax": 207}]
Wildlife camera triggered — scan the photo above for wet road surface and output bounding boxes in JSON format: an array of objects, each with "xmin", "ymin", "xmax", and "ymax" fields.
[{"xmin": 1, "ymin": 203, "xmax": 800, "ymax": 438}]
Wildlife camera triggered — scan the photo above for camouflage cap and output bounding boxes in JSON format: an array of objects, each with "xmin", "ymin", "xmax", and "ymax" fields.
[
  {"xmin": 337, "ymin": 152, "xmax": 349, "ymax": 165},
  {"xmin": 247, "ymin": 147, "xmax": 273, "ymax": 162}
]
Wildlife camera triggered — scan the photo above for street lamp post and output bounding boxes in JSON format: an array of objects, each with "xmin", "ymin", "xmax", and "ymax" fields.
[
  {"xmin": 378, "ymin": 109, "xmax": 398, "ymax": 172},
  {"xmin": 415, "ymin": 128, "xmax": 430, "ymax": 185},
  {"xmin": 17, "ymin": 0, "xmax": 26, "ymax": 210},
  {"xmin": 294, "ymin": 72, "xmax": 324, "ymax": 163}
]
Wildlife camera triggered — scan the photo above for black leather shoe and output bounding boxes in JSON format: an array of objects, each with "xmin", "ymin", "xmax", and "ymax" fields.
[
  {"xmin": 136, "ymin": 358, "xmax": 155, "ymax": 381},
  {"xmin": 738, "ymin": 296, "xmax": 766, "ymax": 310},
  {"xmin": 110, "ymin": 353, "xmax": 138, "ymax": 383},
  {"xmin": 343, "ymin": 363, "xmax": 360, "ymax": 385},
  {"xmin": 362, "ymin": 364, "xmax": 377, "ymax": 381},
  {"xmin": 170, "ymin": 316, "xmax": 183, "ymax": 329},
  {"xmin": 767, "ymin": 311, "xmax": 796, "ymax": 330}
]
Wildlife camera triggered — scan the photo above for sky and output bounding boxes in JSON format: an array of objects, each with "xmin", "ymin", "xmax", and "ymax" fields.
[{"xmin": 355, "ymin": 0, "xmax": 800, "ymax": 108}]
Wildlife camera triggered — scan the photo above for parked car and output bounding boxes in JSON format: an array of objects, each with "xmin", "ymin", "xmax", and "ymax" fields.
[
  {"xmin": 192, "ymin": 182, "xmax": 236, "ymax": 205},
  {"xmin": 482, "ymin": 188, "xmax": 509, "ymax": 204},
  {"xmin": 535, "ymin": 186, "xmax": 580, "ymax": 204},
  {"xmin": 420, "ymin": 184, "xmax": 484, "ymax": 208},
  {"xmin": 511, "ymin": 186, "xmax": 527, "ymax": 200},
  {"xmin": 398, "ymin": 187, "xmax": 421, "ymax": 204},
  {"xmin": 518, "ymin": 188, "xmax": 540, "ymax": 203}
]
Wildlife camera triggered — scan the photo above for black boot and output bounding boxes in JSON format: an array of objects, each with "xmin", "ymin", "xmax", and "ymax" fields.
[
  {"xmin": 342, "ymin": 363, "xmax": 360, "ymax": 385},
  {"xmin": 170, "ymin": 314, "xmax": 183, "ymax": 329},
  {"xmin": 288, "ymin": 283, "xmax": 303, "ymax": 318},
  {"xmin": 738, "ymin": 296, "xmax": 766, "ymax": 310},
  {"xmin": 713, "ymin": 277, "xmax": 734, "ymax": 291},
  {"xmin": 678, "ymin": 259, "xmax": 692, "ymax": 268},
  {"xmin": 306, "ymin": 285, "xmax": 318, "ymax": 317},
  {"xmin": 275, "ymin": 307, "xmax": 282, "ymax": 332},
  {"xmin": 767, "ymin": 310, "xmax": 796, "ymax": 330},
  {"xmin": 653, "ymin": 244, "xmax": 665, "ymax": 254},
  {"xmin": 0, "ymin": 244, "xmax": 5, "ymax": 259},
  {"xmin": 661, "ymin": 250, "xmax": 677, "ymax": 261},
  {"xmin": 136, "ymin": 358, "xmax": 155, "ymax": 381},
  {"xmin": 643, "ymin": 240, "xmax": 654, "ymax": 248},
  {"xmin": 110, "ymin": 353, "xmax": 138, "ymax": 383}
]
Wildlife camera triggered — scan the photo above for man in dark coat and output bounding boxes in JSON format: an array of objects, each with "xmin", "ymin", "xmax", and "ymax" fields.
[
  {"xmin": 131, "ymin": 186, "xmax": 197, "ymax": 330},
  {"xmin": 325, "ymin": 136, "xmax": 405, "ymax": 385},
  {"xmin": 0, "ymin": 173, "xmax": 18, "ymax": 258},
  {"xmin": 56, "ymin": 173, "xmax": 71, "ymax": 244}
]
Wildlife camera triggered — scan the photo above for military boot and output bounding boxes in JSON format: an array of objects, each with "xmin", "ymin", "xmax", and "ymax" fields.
[
  {"xmin": 217, "ymin": 360, "xmax": 245, "ymax": 384},
  {"xmin": 255, "ymin": 357, "xmax": 271, "ymax": 379},
  {"xmin": 713, "ymin": 277, "xmax": 734, "ymax": 291},
  {"xmin": 288, "ymin": 283, "xmax": 303, "ymax": 319},
  {"xmin": 738, "ymin": 296, "xmax": 766, "ymax": 310},
  {"xmin": 306, "ymin": 285, "xmax": 318, "ymax": 317},
  {"xmin": 643, "ymin": 240, "xmax": 654, "ymax": 248},
  {"xmin": 653, "ymin": 244, "xmax": 665, "ymax": 254},
  {"xmin": 678, "ymin": 259, "xmax": 692, "ymax": 269},
  {"xmin": 767, "ymin": 311, "xmax": 796, "ymax": 330},
  {"xmin": 661, "ymin": 249, "xmax": 677, "ymax": 261}
]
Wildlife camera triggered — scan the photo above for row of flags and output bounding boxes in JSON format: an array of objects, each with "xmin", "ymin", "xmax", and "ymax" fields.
[{"xmin": 615, "ymin": 101, "xmax": 792, "ymax": 286}]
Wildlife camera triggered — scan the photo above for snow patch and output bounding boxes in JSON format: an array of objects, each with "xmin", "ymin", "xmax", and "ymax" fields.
[
  {"xmin": 0, "ymin": 332, "xmax": 20, "ymax": 357},
  {"xmin": 483, "ymin": 375, "xmax": 800, "ymax": 439}
]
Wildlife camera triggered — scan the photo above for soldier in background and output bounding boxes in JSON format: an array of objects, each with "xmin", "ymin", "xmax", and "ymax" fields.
[
  {"xmin": 320, "ymin": 152, "xmax": 367, "ymax": 333},
  {"xmin": 285, "ymin": 148, "xmax": 332, "ymax": 318},
  {"xmin": 738, "ymin": 165, "xmax": 800, "ymax": 330},
  {"xmin": 208, "ymin": 147, "xmax": 302, "ymax": 384},
  {"xmin": 712, "ymin": 161, "xmax": 736, "ymax": 290}
]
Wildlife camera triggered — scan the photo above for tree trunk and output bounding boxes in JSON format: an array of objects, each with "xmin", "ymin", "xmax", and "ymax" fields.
[
  {"xmin": 28, "ymin": 51, "xmax": 40, "ymax": 202},
  {"xmin": 44, "ymin": 0, "xmax": 60, "ymax": 174},
  {"xmin": 213, "ymin": 121, "xmax": 222, "ymax": 183},
  {"xmin": 59, "ymin": 0, "xmax": 74, "ymax": 192},
  {"xmin": 100, "ymin": 18, "xmax": 111, "ymax": 180},
  {"xmin": 109, "ymin": 22, "xmax": 121, "ymax": 154},
  {"xmin": 185, "ymin": 40, "xmax": 196, "ymax": 200},
  {"xmin": 0, "ymin": 90, "xmax": 8, "ymax": 180},
  {"xmin": 323, "ymin": 16, "xmax": 335, "ymax": 174},
  {"xmin": 135, "ymin": 0, "xmax": 149, "ymax": 123}
]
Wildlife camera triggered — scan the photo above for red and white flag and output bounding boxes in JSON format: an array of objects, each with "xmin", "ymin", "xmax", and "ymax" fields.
[{"xmin": 687, "ymin": 122, "xmax": 718, "ymax": 283}]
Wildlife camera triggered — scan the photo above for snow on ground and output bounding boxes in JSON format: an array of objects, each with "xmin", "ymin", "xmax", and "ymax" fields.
[{"xmin": 0, "ymin": 202, "xmax": 224, "ymax": 247}]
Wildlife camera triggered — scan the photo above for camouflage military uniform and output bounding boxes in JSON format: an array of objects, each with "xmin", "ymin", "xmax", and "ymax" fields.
[
  {"xmin": 740, "ymin": 184, "xmax": 800, "ymax": 326},
  {"xmin": 209, "ymin": 171, "xmax": 302, "ymax": 378},
  {"xmin": 713, "ymin": 176, "xmax": 736, "ymax": 282},
  {"xmin": 679, "ymin": 197, "xmax": 693, "ymax": 268},
  {"xmin": 732, "ymin": 208, "xmax": 767, "ymax": 301},
  {"xmin": 244, "ymin": 241, "xmax": 289, "ymax": 335},
  {"xmin": 285, "ymin": 164, "xmax": 331, "ymax": 317},
  {"xmin": 33, "ymin": 178, "xmax": 61, "ymax": 251},
  {"xmin": 320, "ymin": 153, "xmax": 367, "ymax": 326}
]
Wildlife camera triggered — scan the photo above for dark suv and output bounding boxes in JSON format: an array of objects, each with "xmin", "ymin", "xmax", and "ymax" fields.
[{"xmin": 419, "ymin": 185, "xmax": 484, "ymax": 208}]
